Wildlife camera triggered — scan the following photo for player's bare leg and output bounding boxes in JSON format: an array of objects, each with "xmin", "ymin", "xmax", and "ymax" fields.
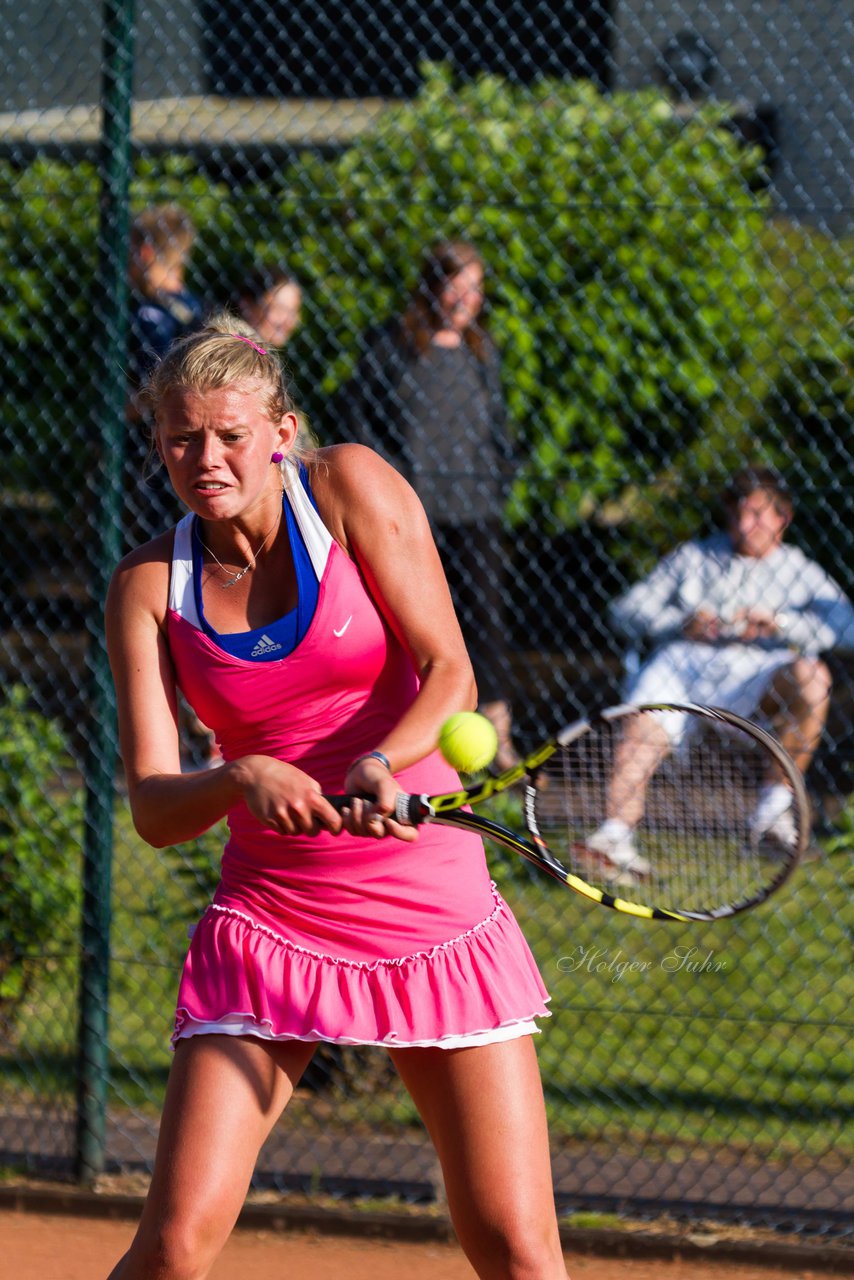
[
  {"xmin": 106, "ymin": 1036, "xmax": 315, "ymax": 1280},
  {"xmin": 604, "ymin": 711, "xmax": 672, "ymax": 828},
  {"xmin": 479, "ymin": 698, "xmax": 521, "ymax": 771},
  {"xmin": 750, "ymin": 657, "xmax": 831, "ymax": 848},
  {"xmin": 577, "ymin": 711, "xmax": 671, "ymax": 878},
  {"xmin": 390, "ymin": 1038, "xmax": 568, "ymax": 1280},
  {"xmin": 764, "ymin": 657, "xmax": 832, "ymax": 775}
]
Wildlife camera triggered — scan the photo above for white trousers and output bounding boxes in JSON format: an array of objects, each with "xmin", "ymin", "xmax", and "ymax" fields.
[{"xmin": 627, "ymin": 640, "xmax": 795, "ymax": 745}]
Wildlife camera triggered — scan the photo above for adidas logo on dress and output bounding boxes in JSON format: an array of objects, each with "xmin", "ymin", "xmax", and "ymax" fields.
[{"xmin": 250, "ymin": 633, "xmax": 283, "ymax": 658}]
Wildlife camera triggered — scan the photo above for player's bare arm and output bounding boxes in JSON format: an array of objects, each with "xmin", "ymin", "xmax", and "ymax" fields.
[
  {"xmin": 106, "ymin": 540, "xmax": 341, "ymax": 846},
  {"xmin": 314, "ymin": 444, "xmax": 476, "ymax": 764}
]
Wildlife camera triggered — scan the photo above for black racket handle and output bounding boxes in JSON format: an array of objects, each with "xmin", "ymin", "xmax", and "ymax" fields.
[
  {"xmin": 323, "ymin": 792, "xmax": 374, "ymax": 812},
  {"xmin": 322, "ymin": 792, "xmax": 428, "ymax": 827}
]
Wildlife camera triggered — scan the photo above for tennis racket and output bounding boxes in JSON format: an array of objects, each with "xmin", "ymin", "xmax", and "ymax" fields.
[{"xmin": 329, "ymin": 704, "xmax": 810, "ymax": 921}]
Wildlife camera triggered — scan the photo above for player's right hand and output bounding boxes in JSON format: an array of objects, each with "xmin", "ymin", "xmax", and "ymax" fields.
[{"xmin": 230, "ymin": 755, "xmax": 344, "ymax": 836}]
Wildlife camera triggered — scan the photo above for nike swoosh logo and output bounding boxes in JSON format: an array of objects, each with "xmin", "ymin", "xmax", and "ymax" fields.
[{"xmin": 333, "ymin": 615, "xmax": 353, "ymax": 638}]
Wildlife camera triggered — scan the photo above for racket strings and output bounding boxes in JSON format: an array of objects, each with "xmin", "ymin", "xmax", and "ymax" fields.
[{"xmin": 531, "ymin": 711, "xmax": 800, "ymax": 913}]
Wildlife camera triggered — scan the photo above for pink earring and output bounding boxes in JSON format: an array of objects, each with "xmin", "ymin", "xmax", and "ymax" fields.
[{"xmin": 271, "ymin": 451, "xmax": 284, "ymax": 464}]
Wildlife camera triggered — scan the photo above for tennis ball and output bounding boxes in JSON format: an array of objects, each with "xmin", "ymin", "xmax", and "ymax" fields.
[{"xmin": 438, "ymin": 711, "xmax": 498, "ymax": 774}]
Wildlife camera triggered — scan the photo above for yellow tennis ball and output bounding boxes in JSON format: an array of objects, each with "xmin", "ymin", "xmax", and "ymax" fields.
[{"xmin": 438, "ymin": 711, "xmax": 498, "ymax": 774}]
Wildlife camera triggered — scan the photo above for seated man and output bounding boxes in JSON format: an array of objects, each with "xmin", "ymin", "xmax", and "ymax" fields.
[{"xmin": 586, "ymin": 466, "xmax": 854, "ymax": 876}]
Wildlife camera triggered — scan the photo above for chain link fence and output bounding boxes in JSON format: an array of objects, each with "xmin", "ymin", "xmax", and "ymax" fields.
[{"xmin": 0, "ymin": 0, "xmax": 852, "ymax": 1238}]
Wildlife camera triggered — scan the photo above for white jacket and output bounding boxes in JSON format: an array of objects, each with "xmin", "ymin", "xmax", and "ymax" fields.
[{"xmin": 611, "ymin": 533, "xmax": 854, "ymax": 656}]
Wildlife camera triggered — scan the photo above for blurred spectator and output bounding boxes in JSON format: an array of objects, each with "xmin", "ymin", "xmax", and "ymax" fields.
[
  {"xmin": 232, "ymin": 264, "xmax": 303, "ymax": 348},
  {"xmin": 335, "ymin": 240, "xmax": 519, "ymax": 769},
  {"xmin": 127, "ymin": 205, "xmax": 210, "ymax": 765},
  {"xmin": 126, "ymin": 204, "xmax": 205, "ymax": 545},
  {"xmin": 581, "ymin": 466, "xmax": 854, "ymax": 876},
  {"xmin": 128, "ymin": 204, "xmax": 205, "ymax": 394}
]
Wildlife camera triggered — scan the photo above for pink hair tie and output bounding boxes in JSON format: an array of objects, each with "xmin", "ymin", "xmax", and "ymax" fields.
[{"xmin": 232, "ymin": 333, "xmax": 267, "ymax": 356}]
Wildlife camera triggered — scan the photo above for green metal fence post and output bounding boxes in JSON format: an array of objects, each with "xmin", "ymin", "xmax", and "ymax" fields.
[{"xmin": 75, "ymin": 0, "xmax": 136, "ymax": 1185}]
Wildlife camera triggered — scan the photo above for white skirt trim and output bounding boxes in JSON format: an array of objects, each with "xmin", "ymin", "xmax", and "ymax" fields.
[{"xmin": 173, "ymin": 1010, "xmax": 543, "ymax": 1050}]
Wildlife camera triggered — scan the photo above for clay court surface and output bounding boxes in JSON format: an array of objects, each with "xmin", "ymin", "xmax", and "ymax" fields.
[{"xmin": 2, "ymin": 1210, "xmax": 833, "ymax": 1280}]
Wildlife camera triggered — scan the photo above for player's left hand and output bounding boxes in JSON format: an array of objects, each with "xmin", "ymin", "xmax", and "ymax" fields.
[{"xmin": 341, "ymin": 756, "xmax": 418, "ymax": 842}]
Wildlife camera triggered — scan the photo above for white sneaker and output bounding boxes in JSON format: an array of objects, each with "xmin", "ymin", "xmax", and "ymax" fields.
[
  {"xmin": 751, "ymin": 805, "xmax": 798, "ymax": 854},
  {"xmin": 586, "ymin": 824, "xmax": 652, "ymax": 878},
  {"xmin": 570, "ymin": 842, "xmax": 642, "ymax": 888}
]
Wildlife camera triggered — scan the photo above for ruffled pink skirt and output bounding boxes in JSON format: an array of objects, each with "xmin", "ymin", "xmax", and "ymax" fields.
[{"xmin": 173, "ymin": 885, "xmax": 550, "ymax": 1050}]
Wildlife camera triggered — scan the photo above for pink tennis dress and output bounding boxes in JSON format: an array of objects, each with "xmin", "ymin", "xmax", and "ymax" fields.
[{"xmin": 167, "ymin": 468, "xmax": 550, "ymax": 1049}]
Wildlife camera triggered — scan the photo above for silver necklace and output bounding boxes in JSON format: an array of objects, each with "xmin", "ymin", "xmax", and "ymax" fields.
[{"xmin": 198, "ymin": 511, "xmax": 282, "ymax": 589}]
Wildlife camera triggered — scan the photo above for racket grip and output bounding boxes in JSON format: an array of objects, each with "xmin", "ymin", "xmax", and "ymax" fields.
[
  {"xmin": 323, "ymin": 792, "xmax": 427, "ymax": 826},
  {"xmin": 323, "ymin": 792, "xmax": 375, "ymax": 812},
  {"xmin": 394, "ymin": 792, "xmax": 429, "ymax": 826}
]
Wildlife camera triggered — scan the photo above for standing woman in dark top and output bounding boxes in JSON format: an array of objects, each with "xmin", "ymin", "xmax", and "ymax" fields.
[{"xmin": 338, "ymin": 241, "xmax": 519, "ymax": 768}]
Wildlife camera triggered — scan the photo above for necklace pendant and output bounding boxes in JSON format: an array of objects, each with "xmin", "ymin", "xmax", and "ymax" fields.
[
  {"xmin": 223, "ymin": 564, "xmax": 252, "ymax": 588},
  {"xmin": 198, "ymin": 510, "xmax": 280, "ymax": 590}
]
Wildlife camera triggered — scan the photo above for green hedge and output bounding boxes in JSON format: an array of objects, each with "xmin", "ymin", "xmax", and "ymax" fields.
[
  {"xmin": 0, "ymin": 686, "xmax": 82, "ymax": 1032},
  {"xmin": 279, "ymin": 70, "xmax": 771, "ymax": 527},
  {"xmin": 0, "ymin": 68, "xmax": 851, "ymax": 578},
  {"xmin": 0, "ymin": 154, "xmax": 241, "ymax": 489}
]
